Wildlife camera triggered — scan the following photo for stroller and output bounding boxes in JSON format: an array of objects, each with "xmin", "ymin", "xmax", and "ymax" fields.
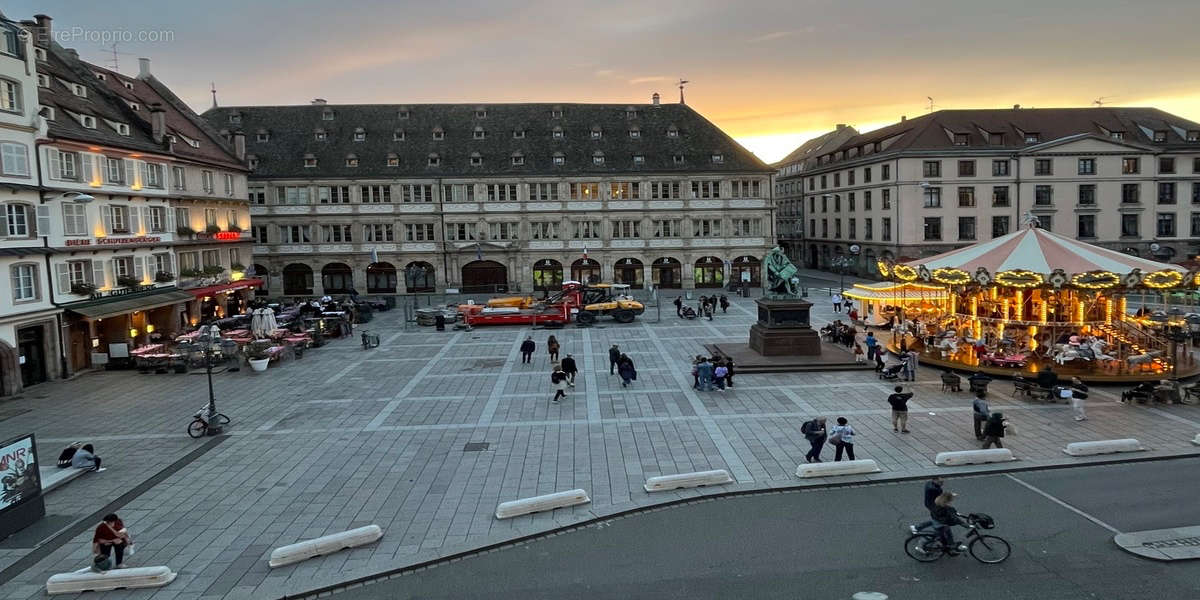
[
  {"xmin": 878, "ymin": 363, "xmax": 904, "ymax": 380},
  {"xmin": 681, "ymin": 306, "xmax": 698, "ymax": 320}
]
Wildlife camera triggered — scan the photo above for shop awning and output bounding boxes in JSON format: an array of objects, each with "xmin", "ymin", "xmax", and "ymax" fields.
[
  {"xmin": 843, "ymin": 282, "xmax": 950, "ymax": 302},
  {"xmin": 184, "ymin": 278, "xmax": 263, "ymax": 298},
  {"xmin": 67, "ymin": 289, "xmax": 195, "ymax": 319}
]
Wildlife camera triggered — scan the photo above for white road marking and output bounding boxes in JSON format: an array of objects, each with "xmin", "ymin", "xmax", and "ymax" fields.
[{"xmin": 1005, "ymin": 473, "xmax": 1121, "ymax": 534}]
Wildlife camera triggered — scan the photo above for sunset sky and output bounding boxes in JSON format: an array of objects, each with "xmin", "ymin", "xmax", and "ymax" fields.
[{"xmin": 14, "ymin": 0, "xmax": 1200, "ymax": 163}]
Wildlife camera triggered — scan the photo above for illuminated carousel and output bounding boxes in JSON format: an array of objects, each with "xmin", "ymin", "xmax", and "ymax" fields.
[{"xmin": 875, "ymin": 219, "xmax": 1199, "ymax": 382}]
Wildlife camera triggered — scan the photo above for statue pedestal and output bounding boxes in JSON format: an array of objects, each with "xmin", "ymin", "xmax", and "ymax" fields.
[{"xmin": 748, "ymin": 298, "xmax": 821, "ymax": 356}]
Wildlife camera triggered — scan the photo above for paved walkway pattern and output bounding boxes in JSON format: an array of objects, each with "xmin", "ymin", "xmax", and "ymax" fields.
[{"xmin": 0, "ymin": 292, "xmax": 1198, "ymax": 599}]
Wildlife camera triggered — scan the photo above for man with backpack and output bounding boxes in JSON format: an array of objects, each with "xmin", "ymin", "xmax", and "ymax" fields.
[
  {"xmin": 520, "ymin": 336, "xmax": 536, "ymax": 364},
  {"xmin": 561, "ymin": 354, "xmax": 578, "ymax": 387},
  {"xmin": 802, "ymin": 417, "xmax": 827, "ymax": 462},
  {"xmin": 608, "ymin": 344, "xmax": 621, "ymax": 375},
  {"xmin": 909, "ymin": 476, "xmax": 945, "ymax": 534},
  {"xmin": 550, "ymin": 364, "xmax": 568, "ymax": 403}
]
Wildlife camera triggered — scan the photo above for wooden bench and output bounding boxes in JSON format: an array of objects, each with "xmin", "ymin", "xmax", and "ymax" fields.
[{"xmin": 39, "ymin": 466, "xmax": 89, "ymax": 494}]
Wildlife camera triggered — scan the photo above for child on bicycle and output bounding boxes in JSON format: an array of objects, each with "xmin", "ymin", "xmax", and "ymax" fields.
[{"xmin": 930, "ymin": 491, "xmax": 967, "ymax": 553}]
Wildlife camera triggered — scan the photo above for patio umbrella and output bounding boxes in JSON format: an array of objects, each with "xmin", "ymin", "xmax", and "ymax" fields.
[
  {"xmin": 249, "ymin": 309, "xmax": 264, "ymax": 338},
  {"xmin": 262, "ymin": 308, "xmax": 279, "ymax": 335}
]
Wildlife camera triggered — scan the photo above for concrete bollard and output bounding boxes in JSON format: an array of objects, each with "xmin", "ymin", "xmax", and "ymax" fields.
[
  {"xmin": 47, "ymin": 566, "xmax": 176, "ymax": 595},
  {"xmin": 644, "ymin": 470, "xmax": 733, "ymax": 492},
  {"xmin": 796, "ymin": 459, "xmax": 881, "ymax": 478},
  {"xmin": 268, "ymin": 525, "xmax": 383, "ymax": 568},
  {"xmin": 1192, "ymin": 433, "xmax": 1200, "ymax": 446},
  {"xmin": 934, "ymin": 448, "xmax": 1015, "ymax": 466},
  {"xmin": 495, "ymin": 489, "xmax": 590, "ymax": 519},
  {"xmin": 1063, "ymin": 439, "xmax": 1144, "ymax": 456}
]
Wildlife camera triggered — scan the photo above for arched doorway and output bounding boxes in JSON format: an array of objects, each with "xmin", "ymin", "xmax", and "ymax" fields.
[
  {"xmin": 693, "ymin": 256, "xmax": 724, "ymax": 288},
  {"xmin": 532, "ymin": 259, "xmax": 563, "ymax": 292},
  {"xmin": 613, "ymin": 258, "xmax": 644, "ymax": 289},
  {"xmin": 864, "ymin": 250, "xmax": 877, "ymax": 276},
  {"xmin": 367, "ymin": 262, "xmax": 397, "ymax": 293},
  {"xmin": 730, "ymin": 255, "xmax": 761, "ymax": 287},
  {"xmin": 321, "ymin": 263, "xmax": 353, "ymax": 294},
  {"xmin": 807, "ymin": 244, "xmax": 818, "ymax": 269},
  {"xmin": 652, "ymin": 257, "xmax": 681, "ymax": 289},
  {"xmin": 282, "ymin": 263, "xmax": 313, "ymax": 295},
  {"xmin": 462, "ymin": 260, "xmax": 507, "ymax": 293},
  {"xmin": 252, "ymin": 264, "xmax": 269, "ymax": 296},
  {"xmin": 0, "ymin": 339, "xmax": 20, "ymax": 396},
  {"xmin": 404, "ymin": 262, "xmax": 436, "ymax": 293},
  {"xmin": 571, "ymin": 258, "xmax": 601, "ymax": 284}
]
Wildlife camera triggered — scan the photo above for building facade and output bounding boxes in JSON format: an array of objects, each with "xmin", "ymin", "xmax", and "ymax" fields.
[
  {"xmin": 794, "ymin": 108, "xmax": 1200, "ymax": 276},
  {"xmin": 773, "ymin": 124, "xmax": 858, "ymax": 264},
  {"xmin": 203, "ymin": 98, "xmax": 774, "ymax": 295}
]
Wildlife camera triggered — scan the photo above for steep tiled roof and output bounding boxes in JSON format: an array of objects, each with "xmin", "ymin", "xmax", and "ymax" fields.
[
  {"xmin": 201, "ymin": 103, "xmax": 771, "ymax": 179},
  {"xmin": 816, "ymin": 107, "xmax": 1200, "ymax": 166},
  {"xmin": 775, "ymin": 125, "xmax": 860, "ymax": 169}
]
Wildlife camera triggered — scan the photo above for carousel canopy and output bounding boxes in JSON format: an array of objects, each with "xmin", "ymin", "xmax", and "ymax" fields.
[
  {"xmin": 906, "ymin": 226, "xmax": 1185, "ymax": 276},
  {"xmin": 843, "ymin": 281, "xmax": 950, "ymax": 302}
]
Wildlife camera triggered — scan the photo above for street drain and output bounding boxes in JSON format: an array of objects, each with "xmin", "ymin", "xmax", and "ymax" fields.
[{"xmin": 462, "ymin": 442, "xmax": 490, "ymax": 452}]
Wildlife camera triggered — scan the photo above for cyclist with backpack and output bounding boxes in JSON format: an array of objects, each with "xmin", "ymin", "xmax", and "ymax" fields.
[{"xmin": 931, "ymin": 491, "xmax": 967, "ymax": 554}]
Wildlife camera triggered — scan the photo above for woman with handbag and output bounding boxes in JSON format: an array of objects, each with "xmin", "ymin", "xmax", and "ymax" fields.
[
  {"xmin": 92, "ymin": 513, "xmax": 131, "ymax": 570},
  {"xmin": 828, "ymin": 417, "xmax": 856, "ymax": 461}
]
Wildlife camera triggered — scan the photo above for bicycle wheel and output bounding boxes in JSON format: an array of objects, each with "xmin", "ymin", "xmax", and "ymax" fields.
[
  {"xmin": 215, "ymin": 413, "xmax": 231, "ymax": 425},
  {"xmin": 904, "ymin": 534, "xmax": 944, "ymax": 562},
  {"xmin": 969, "ymin": 534, "xmax": 1011, "ymax": 563},
  {"xmin": 187, "ymin": 419, "xmax": 207, "ymax": 438}
]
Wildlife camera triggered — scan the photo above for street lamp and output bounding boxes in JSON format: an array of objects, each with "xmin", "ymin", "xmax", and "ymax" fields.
[
  {"xmin": 195, "ymin": 324, "xmax": 227, "ymax": 434},
  {"xmin": 832, "ymin": 245, "xmax": 861, "ymax": 296}
]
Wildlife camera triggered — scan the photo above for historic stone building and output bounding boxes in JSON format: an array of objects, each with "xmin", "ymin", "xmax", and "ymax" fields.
[
  {"xmin": 203, "ymin": 97, "xmax": 774, "ymax": 295},
  {"xmin": 774, "ymin": 124, "xmax": 858, "ymax": 264}
]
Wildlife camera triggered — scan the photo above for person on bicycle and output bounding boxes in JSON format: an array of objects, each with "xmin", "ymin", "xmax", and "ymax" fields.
[
  {"xmin": 910, "ymin": 476, "xmax": 944, "ymax": 534},
  {"xmin": 930, "ymin": 491, "xmax": 967, "ymax": 553}
]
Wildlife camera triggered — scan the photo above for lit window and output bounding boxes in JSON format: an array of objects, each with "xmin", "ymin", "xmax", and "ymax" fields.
[
  {"xmin": 552, "ymin": 155, "xmax": 565, "ymax": 166},
  {"xmin": 633, "ymin": 155, "xmax": 645, "ymax": 165},
  {"xmin": 511, "ymin": 155, "xmax": 525, "ymax": 166},
  {"xmin": 711, "ymin": 154, "xmax": 723, "ymax": 164},
  {"xmin": 673, "ymin": 154, "xmax": 684, "ymax": 164},
  {"xmin": 345, "ymin": 156, "xmax": 359, "ymax": 167},
  {"xmin": 470, "ymin": 154, "xmax": 482, "ymax": 166}
]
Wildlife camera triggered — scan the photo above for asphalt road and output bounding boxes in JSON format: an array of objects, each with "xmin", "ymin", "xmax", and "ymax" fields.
[{"xmin": 330, "ymin": 458, "xmax": 1200, "ymax": 600}]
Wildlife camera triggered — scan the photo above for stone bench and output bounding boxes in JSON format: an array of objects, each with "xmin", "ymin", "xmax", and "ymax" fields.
[
  {"xmin": 39, "ymin": 467, "xmax": 89, "ymax": 494},
  {"xmin": 1063, "ymin": 439, "xmax": 1144, "ymax": 457},
  {"xmin": 934, "ymin": 448, "xmax": 1015, "ymax": 466},
  {"xmin": 795, "ymin": 459, "xmax": 881, "ymax": 478},
  {"xmin": 46, "ymin": 566, "xmax": 176, "ymax": 595}
]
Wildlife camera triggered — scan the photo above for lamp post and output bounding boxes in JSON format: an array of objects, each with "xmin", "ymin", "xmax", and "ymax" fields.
[
  {"xmin": 832, "ymin": 245, "xmax": 862, "ymax": 296},
  {"xmin": 196, "ymin": 324, "xmax": 224, "ymax": 434}
]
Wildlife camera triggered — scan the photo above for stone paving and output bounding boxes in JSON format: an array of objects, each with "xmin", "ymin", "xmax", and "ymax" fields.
[{"xmin": 1, "ymin": 291, "xmax": 1199, "ymax": 599}]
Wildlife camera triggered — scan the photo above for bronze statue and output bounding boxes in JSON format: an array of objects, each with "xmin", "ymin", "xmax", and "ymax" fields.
[{"xmin": 764, "ymin": 246, "xmax": 800, "ymax": 298}]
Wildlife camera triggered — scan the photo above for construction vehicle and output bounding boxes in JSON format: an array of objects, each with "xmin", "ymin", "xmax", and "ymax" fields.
[
  {"xmin": 457, "ymin": 282, "xmax": 643, "ymax": 326},
  {"xmin": 573, "ymin": 283, "xmax": 644, "ymax": 324}
]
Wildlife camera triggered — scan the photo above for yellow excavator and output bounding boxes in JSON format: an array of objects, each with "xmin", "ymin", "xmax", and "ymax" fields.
[{"xmin": 457, "ymin": 283, "xmax": 644, "ymax": 324}]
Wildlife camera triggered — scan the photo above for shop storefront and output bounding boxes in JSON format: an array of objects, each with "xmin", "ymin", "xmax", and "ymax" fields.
[
  {"xmin": 180, "ymin": 279, "xmax": 263, "ymax": 327},
  {"xmin": 62, "ymin": 287, "xmax": 194, "ymax": 372}
]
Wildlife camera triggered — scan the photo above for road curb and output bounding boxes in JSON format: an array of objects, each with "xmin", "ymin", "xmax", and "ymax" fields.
[{"xmin": 278, "ymin": 449, "xmax": 1200, "ymax": 599}]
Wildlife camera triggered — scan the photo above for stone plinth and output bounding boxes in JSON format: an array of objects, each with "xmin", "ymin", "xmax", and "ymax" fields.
[{"xmin": 749, "ymin": 298, "xmax": 821, "ymax": 356}]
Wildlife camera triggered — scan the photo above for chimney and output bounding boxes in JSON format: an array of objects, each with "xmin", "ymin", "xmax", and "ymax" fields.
[
  {"xmin": 32, "ymin": 14, "xmax": 51, "ymax": 47},
  {"xmin": 651, "ymin": 93, "xmax": 660, "ymax": 106},
  {"xmin": 137, "ymin": 58, "xmax": 152, "ymax": 79},
  {"xmin": 1013, "ymin": 104, "xmax": 1021, "ymax": 110},
  {"xmin": 233, "ymin": 130, "xmax": 246, "ymax": 161},
  {"xmin": 836, "ymin": 123, "xmax": 846, "ymax": 130},
  {"xmin": 900, "ymin": 115, "xmax": 906, "ymax": 122},
  {"xmin": 66, "ymin": 48, "xmax": 78, "ymax": 59},
  {"xmin": 311, "ymin": 98, "xmax": 327, "ymax": 105},
  {"xmin": 148, "ymin": 103, "xmax": 166, "ymax": 143}
]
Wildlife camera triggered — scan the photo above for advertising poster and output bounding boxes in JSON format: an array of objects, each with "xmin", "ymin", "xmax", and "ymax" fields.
[{"xmin": 0, "ymin": 434, "xmax": 40, "ymax": 512}]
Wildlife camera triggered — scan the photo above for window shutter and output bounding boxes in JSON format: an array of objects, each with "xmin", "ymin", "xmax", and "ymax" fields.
[
  {"xmin": 165, "ymin": 206, "xmax": 175, "ymax": 230},
  {"xmin": 48, "ymin": 150, "xmax": 62, "ymax": 180},
  {"xmin": 138, "ymin": 161, "xmax": 147, "ymax": 185},
  {"xmin": 80, "ymin": 153, "xmax": 94, "ymax": 182},
  {"xmin": 163, "ymin": 253, "xmax": 173, "ymax": 274},
  {"xmin": 101, "ymin": 205, "xmax": 113, "ymax": 234},
  {"xmin": 36, "ymin": 205, "xmax": 50, "ymax": 237},
  {"xmin": 134, "ymin": 256, "xmax": 145, "ymax": 281},
  {"xmin": 124, "ymin": 159, "xmax": 136, "ymax": 186},
  {"xmin": 91, "ymin": 260, "xmax": 106, "ymax": 287},
  {"xmin": 129, "ymin": 205, "xmax": 141, "ymax": 233},
  {"xmin": 55, "ymin": 263, "xmax": 70, "ymax": 293}
]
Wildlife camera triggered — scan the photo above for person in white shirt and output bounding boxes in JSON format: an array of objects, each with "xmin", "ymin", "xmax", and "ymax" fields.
[
  {"xmin": 832, "ymin": 292, "xmax": 843, "ymax": 313},
  {"xmin": 829, "ymin": 417, "xmax": 856, "ymax": 461}
]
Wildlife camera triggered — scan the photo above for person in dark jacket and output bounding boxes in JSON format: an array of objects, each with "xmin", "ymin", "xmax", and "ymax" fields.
[
  {"xmin": 608, "ymin": 344, "xmax": 621, "ymax": 375},
  {"xmin": 1036, "ymin": 366, "xmax": 1058, "ymax": 390},
  {"xmin": 519, "ymin": 336, "xmax": 535, "ymax": 364},
  {"xmin": 968, "ymin": 371, "xmax": 992, "ymax": 395},
  {"xmin": 802, "ymin": 417, "xmax": 827, "ymax": 463},
  {"xmin": 550, "ymin": 364, "xmax": 567, "ymax": 403},
  {"xmin": 910, "ymin": 476, "xmax": 945, "ymax": 534},
  {"xmin": 972, "ymin": 392, "xmax": 990, "ymax": 439},
  {"xmin": 981, "ymin": 412, "xmax": 1007, "ymax": 448},
  {"xmin": 673, "ymin": 296, "xmax": 683, "ymax": 317},
  {"xmin": 887, "ymin": 385, "xmax": 913, "ymax": 433},
  {"xmin": 617, "ymin": 354, "xmax": 637, "ymax": 387},
  {"xmin": 723, "ymin": 358, "xmax": 735, "ymax": 388},
  {"xmin": 1070, "ymin": 376, "xmax": 1088, "ymax": 421},
  {"xmin": 561, "ymin": 354, "xmax": 578, "ymax": 387},
  {"xmin": 719, "ymin": 295, "xmax": 730, "ymax": 314},
  {"xmin": 930, "ymin": 491, "xmax": 967, "ymax": 552},
  {"xmin": 547, "ymin": 335, "xmax": 560, "ymax": 363}
]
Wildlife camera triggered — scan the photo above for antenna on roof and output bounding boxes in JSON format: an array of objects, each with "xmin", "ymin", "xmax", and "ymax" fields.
[
  {"xmin": 678, "ymin": 79, "xmax": 689, "ymax": 104},
  {"xmin": 926, "ymin": 96, "xmax": 936, "ymax": 113},
  {"xmin": 1092, "ymin": 96, "xmax": 1113, "ymax": 107},
  {"xmin": 210, "ymin": 82, "xmax": 218, "ymax": 109},
  {"xmin": 106, "ymin": 43, "xmax": 119, "ymax": 71}
]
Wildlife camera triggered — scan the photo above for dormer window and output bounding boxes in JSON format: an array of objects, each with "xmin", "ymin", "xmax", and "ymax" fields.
[
  {"xmin": 469, "ymin": 152, "xmax": 483, "ymax": 166},
  {"xmin": 1187, "ymin": 130, "xmax": 1200, "ymax": 142},
  {"xmin": 1111, "ymin": 131, "xmax": 1125, "ymax": 141},
  {"xmin": 625, "ymin": 108, "xmax": 638, "ymax": 119},
  {"xmin": 314, "ymin": 129, "xmax": 327, "ymax": 141},
  {"xmin": 633, "ymin": 154, "xmax": 645, "ymax": 165},
  {"xmin": 475, "ymin": 108, "xmax": 487, "ymax": 118},
  {"xmin": 1153, "ymin": 130, "xmax": 1168, "ymax": 142},
  {"xmin": 353, "ymin": 127, "xmax": 366, "ymax": 141},
  {"xmin": 398, "ymin": 108, "xmax": 410, "ymax": 119},
  {"xmin": 711, "ymin": 153, "xmax": 724, "ymax": 164},
  {"xmin": 511, "ymin": 153, "xmax": 525, "ymax": 166},
  {"xmin": 94, "ymin": 72, "xmax": 107, "ymax": 81},
  {"xmin": 432, "ymin": 127, "xmax": 444, "ymax": 140},
  {"xmin": 953, "ymin": 133, "xmax": 969, "ymax": 146},
  {"xmin": 79, "ymin": 114, "xmax": 97, "ymax": 129},
  {"xmin": 667, "ymin": 126, "xmax": 679, "ymax": 138},
  {"xmin": 1024, "ymin": 133, "xmax": 1040, "ymax": 144},
  {"xmin": 386, "ymin": 154, "xmax": 400, "ymax": 167},
  {"xmin": 229, "ymin": 113, "xmax": 241, "ymax": 124},
  {"xmin": 393, "ymin": 129, "xmax": 405, "ymax": 141},
  {"xmin": 123, "ymin": 81, "xmax": 134, "ymax": 90},
  {"xmin": 34, "ymin": 48, "xmax": 47, "ymax": 61},
  {"xmin": 552, "ymin": 127, "xmax": 563, "ymax": 140},
  {"xmin": 40, "ymin": 105, "xmax": 55, "ymax": 121},
  {"xmin": 71, "ymin": 84, "xmax": 87, "ymax": 97},
  {"xmin": 37, "ymin": 74, "xmax": 49, "ymax": 88},
  {"xmin": 345, "ymin": 154, "xmax": 358, "ymax": 167},
  {"xmin": 513, "ymin": 129, "xmax": 525, "ymax": 139},
  {"xmin": 673, "ymin": 154, "xmax": 685, "ymax": 164},
  {"xmin": 629, "ymin": 128, "xmax": 641, "ymax": 139},
  {"xmin": 551, "ymin": 107, "xmax": 563, "ymax": 118},
  {"xmin": 873, "ymin": 142, "xmax": 882, "ymax": 152},
  {"xmin": 428, "ymin": 154, "xmax": 441, "ymax": 167},
  {"xmin": 115, "ymin": 123, "xmax": 130, "ymax": 136},
  {"xmin": 256, "ymin": 129, "xmax": 269, "ymax": 142},
  {"xmin": 303, "ymin": 155, "xmax": 317, "ymax": 168},
  {"xmin": 552, "ymin": 153, "xmax": 565, "ymax": 166},
  {"xmin": 322, "ymin": 109, "xmax": 334, "ymax": 120},
  {"xmin": 592, "ymin": 151, "xmax": 605, "ymax": 166},
  {"xmin": 473, "ymin": 126, "xmax": 486, "ymax": 140},
  {"xmin": 591, "ymin": 126, "xmax": 602, "ymax": 139},
  {"xmin": 247, "ymin": 156, "xmax": 259, "ymax": 169},
  {"xmin": 128, "ymin": 102, "xmax": 140, "ymax": 111}
]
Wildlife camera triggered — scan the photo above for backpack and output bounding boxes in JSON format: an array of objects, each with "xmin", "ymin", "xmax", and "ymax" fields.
[
  {"xmin": 801, "ymin": 420, "xmax": 813, "ymax": 435},
  {"xmin": 551, "ymin": 372, "xmax": 563, "ymax": 384},
  {"xmin": 57, "ymin": 445, "xmax": 81, "ymax": 468}
]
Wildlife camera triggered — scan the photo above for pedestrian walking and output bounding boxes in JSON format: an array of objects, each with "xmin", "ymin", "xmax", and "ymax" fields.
[
  {"xmin": 888, "ymin": 385, "xmax": 913, "ymax": 433},
  {"xmin": 673, "ymin": 296, "xmax": 683, "ymax": 317},
  {"xmin": 829, "ymin": 417, "xmax": 856, "ymax": 461},
  {"xmin": 904, "ymin": 349, "xmax": 919, "ymax": 381},
  {"xmin": 719, "ymin": 295, "xmax": 730, "ymax": 314},
  {"xmin": 691, "ymin": 355, "xmax": 703, "ymax": 389},
  {"xmin": 697, "ymin": 296, "xmax": 707, "ymax": 315},
  {"xmin": 703, "ymin": 302, "xmax": 714, "ymax": 321},
  {"xmin": 802, "ymin": 417, "xmax": 827, "ymax": 462},
  {"xmin": 520, "ymin": 336, "xmax": 535, "ymax": 364},
  {"xmin": 853, "ymin": 343, "xmax": 865, "ymax": 363},
  {"xmin": 832, "ymin": 291, "xmax": 843, "ymax": 313},
  {"xmin": 71, "ymin": 443, "xmax": 104, "ymax": 472},
  {"xmin": 980, "ymin": 412, "xmax": 1009, "ymax": 448},
  {"xmin": 547, "ymin": 335, "xmax": 560, "ymax": 363},
  {"xmin": 608, "ymin": 344, "xmax": 621, "ymax": 375},
  {"xmin": 874, "ymin": 347, "xmax": 886, "ymax": 372},
  {"xmin": 972, "ymin": 392, "xmax": 990, "ymax": 440},
  {"xmin": 724, "ymin": 358, "xmax": 735, "ymax": 388},
  {"xmin": 713, "ymin": 362, "xmax": 728, "ymax": 391},
  {"xmin": 561, "ymin": 354, "xmax": 578, "ymax": 386},
  {"xmin": 550, "ymin": 363, "xmax": 568, "ymax": 403},
  {"xmin": 696, "ymin": 357, "xmax": 714, "ymax": 391},
  {"xmin": 864, "ymin": 331, "xmax": 878, "ymax": 362},
  {"xmin": 617, "ymin": 354, "xmax": 637, "ymax": 387},
  {"xmin": 92, "ymin": 513, "xmax": 131, "ymax": 571},
  {"xmin": 1070, "ymin": 376, "xmax": 1088, "ymax": 421},
  {"xmin": 910, "ymin": 476, "xmax": 945, "ymax": 534}
]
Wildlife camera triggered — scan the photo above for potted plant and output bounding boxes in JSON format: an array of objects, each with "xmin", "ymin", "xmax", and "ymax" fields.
[
  {"xmin": 246, "ymin": 346, "xmax": 271, "ymax": 372},
  {"xmin": 70, "ymin": 282, "xmax": 97, "ymax": 296},
  {"xmin": 202, "ymin": 265, "xmax": 226, "ymax": 276},
  {"xmin": 180, "ymin": 267, "xmax": 203, "ymax": 278},
  {"xmin": 116, "ymin": 275, "xmax": 141, "ymax": 288},
  {"xmin": 176, "ymin": 225, "xmax": 196, "ymax": 236},
  {"xmin": 205, "ymin": 224, "xmax": 221, "ymax": 234},
  {"xmin": 231, "ymin": 262, "xmax": 246, "ymax": 273},
  {"xmin": 155, "ymin": 271, "xmax": 175, "ymax": 283},
  {"xmin": 227, "ymin": 225, "xmax": 243, "ymax": 233}
]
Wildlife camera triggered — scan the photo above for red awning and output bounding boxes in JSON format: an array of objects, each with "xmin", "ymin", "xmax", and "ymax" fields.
[{"xmin": 185, "ymin": 278, "xmax": 263, "ymax": 298}]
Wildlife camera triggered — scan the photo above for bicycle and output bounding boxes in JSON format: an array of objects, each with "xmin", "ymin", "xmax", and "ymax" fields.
[
  {"xmin": 187, "ymin": 406, "xmax": 231, "ymax": 438},
  {"xmin": 361, "ymin": 330, "xmax": 380, "ymax": 350},
  {"xmin": 904, "ymin": 513, "xmax": 1010, "ymax": 563}
]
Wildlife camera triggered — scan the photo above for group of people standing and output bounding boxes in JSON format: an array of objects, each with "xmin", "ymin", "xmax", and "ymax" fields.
[
  {"xmin": 801, "ymin": 416, "xmax": 857, "ymax": 461},
  {"xmin": 691, "ymin": 355, "xmax": 735, "ymax": 391},
  {"xmin": 673, "ymin": 294, "xmax": 730, "ymax": 320}
]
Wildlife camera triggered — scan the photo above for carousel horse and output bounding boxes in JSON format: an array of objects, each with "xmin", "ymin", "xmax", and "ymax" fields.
[
  {"xmin": 935, "ymin": 336, "xmax": 959, "ymax": 359},
  {"xmin": 1088, "ymin": 339, "xmax": 1116, "ymax": 361},
  {"xmin": 1127, "ymin": 349, "xmax": 1163, "ymax": 367},
  {"xmin": 1052, "ymin": 343, "xmax": 1091, "ymax": 365}
]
